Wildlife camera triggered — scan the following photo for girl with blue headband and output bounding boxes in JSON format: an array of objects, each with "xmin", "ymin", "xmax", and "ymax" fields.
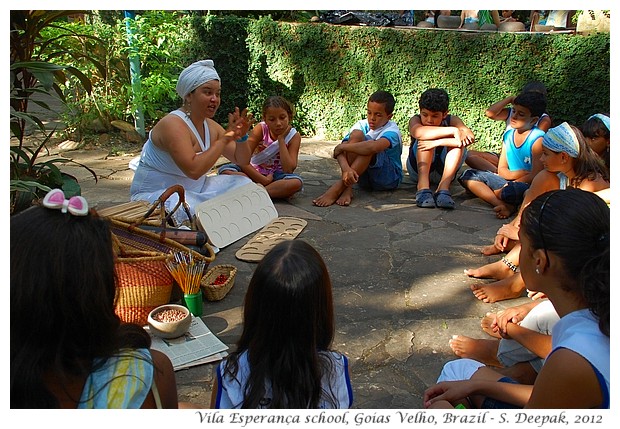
[{"xmin": 464, "ymin": 123, "xmax": 608, "ymax": 303}]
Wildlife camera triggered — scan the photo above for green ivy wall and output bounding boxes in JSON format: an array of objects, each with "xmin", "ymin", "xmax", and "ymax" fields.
[{"xmin": 189, "ymin": 15, "xmax": 609, "ymax": 151}]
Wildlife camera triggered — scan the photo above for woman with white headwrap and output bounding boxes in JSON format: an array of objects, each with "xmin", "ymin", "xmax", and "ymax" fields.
[{"xmin": 130, "ymin": 59, "xmax": 254, "ymax": 220}]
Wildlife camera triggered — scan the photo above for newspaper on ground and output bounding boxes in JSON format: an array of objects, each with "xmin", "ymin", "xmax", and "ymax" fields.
[{"xmin": 147, "ymin": 315, "xmax": 229, "ymax": 370}]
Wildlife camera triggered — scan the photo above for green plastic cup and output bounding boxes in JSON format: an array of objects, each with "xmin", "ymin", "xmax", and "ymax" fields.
[{"xmin": 183, "ymin": 292, "xmax": 203, "ymax": 317}]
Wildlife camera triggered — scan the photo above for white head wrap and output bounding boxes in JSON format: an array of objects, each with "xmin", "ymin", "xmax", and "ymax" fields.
[
  {"xmin": 542, "ymin": 122, "xmax": 580, "ymax": 158},
  {"xmin": 176, "ymin": 59, "xmax": 220, "ymax": 99}
]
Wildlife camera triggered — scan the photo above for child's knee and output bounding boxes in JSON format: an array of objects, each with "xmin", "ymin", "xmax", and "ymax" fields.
[
  {"xmin": 348, "ymin": 129, "xmax": 366, "ymax": 142},
  {"xmin": 457, "ymin": 169, "xmax": 475, "ymax": 186}
]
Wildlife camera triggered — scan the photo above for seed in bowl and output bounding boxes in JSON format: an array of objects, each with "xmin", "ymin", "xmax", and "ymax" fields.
[{"xmin": 154, "ymin": 308, "xmax": 186, "ymax": 323}]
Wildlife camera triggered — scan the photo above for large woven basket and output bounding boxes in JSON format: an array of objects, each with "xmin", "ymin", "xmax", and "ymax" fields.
[
  {"xmin": 110, "ymin": 219, "xmax": 214, "ymax": 326},
  {"xmin": 114, "ymin": 248, "xmax": 174, "ymax": 326},
  {"xmin": 107, "ymin": 186, "xmax": 215, "ymax": 325},
  {"xmin": 201, "ymin": 264, "xmax": 237, "ymax": 301}
]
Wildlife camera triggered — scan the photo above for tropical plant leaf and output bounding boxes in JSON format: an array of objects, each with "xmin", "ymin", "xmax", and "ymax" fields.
[
  {"xmin": 10, "ymin": 179, "xmax": 52, "ymax": 193},
  {"xmin": 60, "ymin": 176, "xmax": 82, "ymax": 197},
  {"xmin": 65, "ymin": 65, "xmax": 93, "ymax": 94}
]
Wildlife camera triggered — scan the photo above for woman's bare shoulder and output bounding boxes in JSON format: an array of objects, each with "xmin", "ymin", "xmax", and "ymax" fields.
[
  {"xmin": 579, "ymin": 175, "xmax": 610, "ymax": 192},
  {"xmin": 531, "ymin": 169, "xmax": 559, "ymax": 188},
  {"xmin": 151, "ymin": 113, "xmax": 190, "ymax": 143},
  {"xmin": 155, "ymin": 112, "xmax": 186, "ymax": 128}
]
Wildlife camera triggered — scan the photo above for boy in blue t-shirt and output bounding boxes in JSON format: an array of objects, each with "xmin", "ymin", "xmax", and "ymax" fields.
[
  {"xmin": 458, "ymin": 91, "xmax": 547, "ymax": 218},
  {"xmin": 407, "ymin": 88, "xmax": 475, "ymax": 209},
  {"xmin": 313, "ymin": 90, "xmax": 403, "ymax": 207}
]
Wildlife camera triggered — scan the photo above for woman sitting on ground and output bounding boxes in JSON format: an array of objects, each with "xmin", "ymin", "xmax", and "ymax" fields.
[{"xmin": 130, "ymin": 59, "xmax": 254, "ymax": 223}]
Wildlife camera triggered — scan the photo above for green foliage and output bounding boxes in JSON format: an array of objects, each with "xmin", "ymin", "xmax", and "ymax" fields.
[
  {"xmin": 204, "ymin": 10, "xmax": 316, "ymax": 22},
  {"xmin": 34, "ymin": 13, "xmax": 610, "ymax": 153},
  {"xmin": 10, "ymin": 11, "xmax": 94, "ymax": 144},
  {"xmin": 189, "ymin": 14, "xmax": 252, "ymax": 126},
  {"xmin": 195, "ymin": 17, "xmax": 609, "ymax": 148},
  {"xmin": 46, "ymin": 11, "xmax": 194, "ymax": 135},
  {"xmin": 125, "ymin": 11, "xmax": 195, "ymax": 120},
  {"xmin": 10, "ymin": 10, "xmax": 99, "ymax": 214}
]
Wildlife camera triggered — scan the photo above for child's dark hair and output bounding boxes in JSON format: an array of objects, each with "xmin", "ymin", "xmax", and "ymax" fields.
[
  {"xmin": 10, "ymin": 206, "xmax": 150, "ymax": 408},
  {"xmin": 513, "ymin": 91, "xmax": 547, "ymax": 118},
  {"xmin": 262, "ymin": 95, "xmax": 294, "ymax": 120},
  {"xmin": 582, "ymin": 113, "xmax": 610, "ymax": 140},
  {"xmin": 520, "ymin": 189, "xmax": 609, "ymax": 336},
  {"xmin": 566, "ymin": 125, "xmax": 609, "ymax": 184},
  {"xmin": 581, "ymin": 113, "xmax": 610, "ymax": 170},
  {"xmin": 522, "ymin": 80, "xmax": 548, "ymax": 97},
  {"xmin": 419, "ymin": 88, "xmax": 449, "ymax": 113},
  {"xmin": 224, "ymin": 239, "xmax": 337, "ymax": 408},
  {"xmin": 369, "ymin": 90, "xmax": 396, "ymax": 114}
]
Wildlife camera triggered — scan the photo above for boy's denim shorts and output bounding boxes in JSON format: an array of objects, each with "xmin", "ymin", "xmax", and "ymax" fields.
[
  {"xmin": 407, "ymin": 143, "xmax": 467, "ymax": 185},
  {"xmin": 217, "ymin": 163, "xmax": 303, "ymax": 184},
  {"xmin": 458, "ymin": 169, "xmax": 529, "ymax": 206},
  {"xmin": 458, "ymin": 169, "xmax": 507, "ymax": 190},
  {"xmin": 358, "ymin": 150, "xmax": 402, "ymax": 191},
  {"xmin": 480, "ymin": 377, "xmax": 522, "ymax": 409},
  {"xmin": 500, "ymin": 181, "xmax": 530, "ymax": 206}
]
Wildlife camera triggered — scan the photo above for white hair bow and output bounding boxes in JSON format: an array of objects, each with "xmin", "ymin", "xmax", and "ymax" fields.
[{"xmin": 42, "ymin": 189, "xmax": 89, "ymax": 216}]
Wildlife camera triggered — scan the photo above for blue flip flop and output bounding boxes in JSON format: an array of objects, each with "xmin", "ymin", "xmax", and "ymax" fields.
[
  {"xmin": 435, "ymin": 190, "xmax": 455, "ymax": 209},
  {"xmin": 415, "ymin": 189, "xmax": 435, "ymax": 208}
]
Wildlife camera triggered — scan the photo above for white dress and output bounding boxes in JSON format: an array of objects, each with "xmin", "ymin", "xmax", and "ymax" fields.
[{"xmin": 130, "ymin": 109, "xmax": 250, "ymax": 221}]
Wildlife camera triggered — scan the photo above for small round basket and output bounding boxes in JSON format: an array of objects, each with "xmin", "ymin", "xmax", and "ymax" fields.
[{"xmin": 201, "ymin": 264, "xmax": 237, "ymax": 301}]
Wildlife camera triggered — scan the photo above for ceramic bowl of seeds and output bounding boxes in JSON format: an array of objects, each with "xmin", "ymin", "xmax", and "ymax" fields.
[{"xmin": 147, "ymin": 304, "xmax": 191, "ymax": 339}]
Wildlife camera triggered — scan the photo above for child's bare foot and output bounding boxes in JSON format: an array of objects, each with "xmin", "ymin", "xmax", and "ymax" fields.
[
  {"xmin": 481, "ymin": 244, "xmax": 502, "ymax": 256},
  {"xmin": 449, "ymin": 335, "xmax": 502, "ymax": 367},
  {"xmin": 493, "ymin": 203, "xmax": 515, "ymax": 219},
  {"xmin": 313, "ymin": 182, "xmax": 344, "ymax": 207},
  {"xmin": 470, "ymin": 274, "xmax": 526, "ymax": 303},
  {"xmin": 464, "ymin": 259, "xmax": 512, "ymax": 279},
  {"xmin": 480, "ymin": 312, "xmax": 502, "ymax": 338},
  {"xmin": 336, "ymin": 187, "xmax": 353, "ymax": 206}
]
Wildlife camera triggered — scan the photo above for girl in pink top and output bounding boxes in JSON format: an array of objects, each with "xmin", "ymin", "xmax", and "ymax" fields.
[{"xmin": 219, "ymin": 96, "xmax": 303, "ymax": 199}]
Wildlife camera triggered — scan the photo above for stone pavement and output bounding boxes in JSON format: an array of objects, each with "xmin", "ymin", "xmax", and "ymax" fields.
[{"xmin": 43, "ymin": 138, "xmax": 532, "ymax": 409}]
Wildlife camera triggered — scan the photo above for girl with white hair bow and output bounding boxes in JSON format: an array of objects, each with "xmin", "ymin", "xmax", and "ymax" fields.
[{"xmin": 130, "ymin": 59, "xmax": 255, "ymax": 220}]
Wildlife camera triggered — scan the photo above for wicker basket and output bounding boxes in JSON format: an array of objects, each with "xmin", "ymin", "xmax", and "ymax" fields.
[
  {"xmin": 114, "ymin": 249, "xmax": 174, "ymax": 326},
  {"xmin": 201, "ymin": 264, "xmax": 237, "ymax": 301},
  {"xmin": 110, "ymin": 213, "xmax": 213, "ymax": 326},
  {"xmin": 112, "ymin": 226, "xmax": 175, "ymax": 325}
]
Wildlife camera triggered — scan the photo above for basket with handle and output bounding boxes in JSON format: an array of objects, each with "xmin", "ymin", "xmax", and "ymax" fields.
[
  {"xmin": 113, "ymin": 238, "xmax": 174, "ymax": 326},
  {"xmin": 109, "ymin": 186, "xmax": 215, "ymax": 325},
  {"xmin": 107, "ymin": 185, "xmax": 215, "ymax": 262},
  {"xmin": 201, "ymin": 264, "xmax": 237, "ymax": 301}
]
